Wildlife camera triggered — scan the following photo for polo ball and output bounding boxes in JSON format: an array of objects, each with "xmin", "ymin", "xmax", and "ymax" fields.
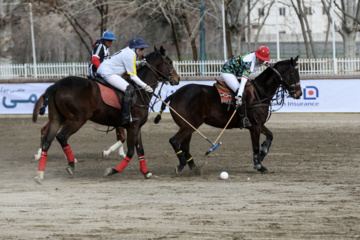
[{"xmin": 220, "ymin": 171, "xmax": 229, "ymax": 180}]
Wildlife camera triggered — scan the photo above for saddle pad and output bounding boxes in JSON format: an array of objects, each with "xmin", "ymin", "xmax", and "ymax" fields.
[
  {"xmin": 95, "ymin": 82, "xmax": 121, "ymax": 109},
  {"xmin": 214, "ymin": 82, "xmax": 232, "ymax": 105}
]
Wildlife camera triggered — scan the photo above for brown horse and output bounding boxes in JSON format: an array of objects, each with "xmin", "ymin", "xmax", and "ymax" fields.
[
  {"xmin": 154, "ymin": 56, "xmax": 302, "ymax": 174},
  {"xmin": 32, "ymin": 46, "xmax": 179, "ymax": 183}
]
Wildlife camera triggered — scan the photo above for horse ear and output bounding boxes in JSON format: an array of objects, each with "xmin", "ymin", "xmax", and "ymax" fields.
[
  {"xmin": 154, "ymin": 46, "xmax": 158, "ymax": 51},
  {"xmin": 160, "ymin": 45, "xmax": 166, "ymax": 55},
  {"xmin": 294, "ymin": 55, "xmax": 299, "ymax": 62}
]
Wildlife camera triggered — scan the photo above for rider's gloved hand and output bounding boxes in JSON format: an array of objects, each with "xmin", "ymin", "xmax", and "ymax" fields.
[
  {"xmin": 144, "ymin": 85, "xmax": 153, "ymax": 93},
  {"xmin": 235, "ymin": 96, "xmax": 242, "ymax": 107},
  {"xmin": 264, "ymin": 62, "xmax": 275, "ymax": 67},
  {"xmin": 139, "ymin": 58, "xmax": 147, "ymax": 66}
]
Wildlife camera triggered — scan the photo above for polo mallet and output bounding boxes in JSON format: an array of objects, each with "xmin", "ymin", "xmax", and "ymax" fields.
[
  {"xmin": 205, "ymin": 107, "xmax": 238, "ymax": 156},
  {"xmin": 153, "ymin": 93, "xmax": 220, "ymax": 152}
]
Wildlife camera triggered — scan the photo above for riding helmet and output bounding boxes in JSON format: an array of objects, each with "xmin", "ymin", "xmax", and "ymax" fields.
[
  {"xmin": 129, "ymin": 37, "xmax": 149, "ymax": 49},
  {"xmin": 255, "ymin": 45, "xmax": 270, "ymax": 61},
  {"xmin": 102, "ymin": 31, "xmax": 117, "ymax": 41}
]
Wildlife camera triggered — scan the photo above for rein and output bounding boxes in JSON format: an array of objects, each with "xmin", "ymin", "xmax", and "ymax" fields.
[
  {"xmin": 132, "ymin": 53, "xmax": 176, "ymax": 111},
  {"xmin": 250, "ymin": 64, "xmax": 297, "ymax": 113}
]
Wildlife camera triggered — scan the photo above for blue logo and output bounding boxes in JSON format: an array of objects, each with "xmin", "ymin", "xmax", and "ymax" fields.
[{"xmin": 303, "ymin": 86, "xmax": 319, "ymax": 100}]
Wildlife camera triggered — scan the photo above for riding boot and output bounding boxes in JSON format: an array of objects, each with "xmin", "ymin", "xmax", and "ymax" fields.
[
  {"xmin": 119, "ymin": 85, "xmax": 138, "ymax": 126},
  {"xmin": 238, "ymin": 104, "xmax": 252, "ymax": 128}
]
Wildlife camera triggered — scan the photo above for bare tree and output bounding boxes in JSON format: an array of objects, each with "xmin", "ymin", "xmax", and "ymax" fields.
[
  {"xmin": 251, "ymin": 0, "xmax": 274, "ymax": 50},
  {"xmin": 333, "ymin": 0, "xmax": 360, "ymax": 58},
  {"xmin": 290, "ymin": 0, "xmax": 318, "ymax": 58}
]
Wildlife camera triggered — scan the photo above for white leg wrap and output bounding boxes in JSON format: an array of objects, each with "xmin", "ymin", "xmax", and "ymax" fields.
[
  {"xmin": 103, "ymin": 141, "xmax": 122, "ymax": 157},
  {"xmin": 36, "ymin": 171, "xmax": 44, "ymax": 180},
  {"xmin": 34, "ymin": 148, "xmax": 42, "ymax": 161},
  {"xmin": 118, "ymin": 143, "xmax": 126, "ymax": 158}
]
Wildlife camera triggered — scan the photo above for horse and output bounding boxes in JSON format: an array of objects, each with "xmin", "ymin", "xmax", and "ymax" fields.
[
  {"xmin": 154, "ymin": 56, "xmax": 302, "ymax": 174},
  {"xmin": 32, "ymin": 46, "xmax": 179, "ymax": 183}
]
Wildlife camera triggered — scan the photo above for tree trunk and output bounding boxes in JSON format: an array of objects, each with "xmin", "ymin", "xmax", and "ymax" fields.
[
  {"xmin": 182, "ymin": 12, "xmax": 198, "ymax": 60},
  {"xmin": 300, "ymin": 0, "xmax": 318, "ymax": 58},
  {"xmin": 291, "ymin": 0, "xmax": 311, "ymax": 58},
  {"xmin": 337, "ymin": 0, "xmax": 359, "ymax": 58},
  {"xmin": 225, "ymin": 7, "xmax": 233, "ymax": 58}
]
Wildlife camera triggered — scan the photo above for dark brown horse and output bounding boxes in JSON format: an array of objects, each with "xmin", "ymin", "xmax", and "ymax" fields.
[
  {"xmin": 154, "ymin": 56, "xmax": 302, "ymax": 174},
  {"xmin": 32, "ymin": 46, "xmax": 179, "ymax": 183}
]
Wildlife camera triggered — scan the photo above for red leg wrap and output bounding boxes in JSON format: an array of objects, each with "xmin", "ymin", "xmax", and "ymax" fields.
[
  {"xmin": 38, "ymin": 151, "xmax": 48, "ymax": 171},
  {"xmin": 139, "ymin": 155, "xmax": 148, "ymax": 174},
  {"xmin": 62, "ymin": 145, "xmax": 75, "ymax": 163},
  {"xmin": 115, "ymin": 156, "xmax": 131, "ymax": 173}
]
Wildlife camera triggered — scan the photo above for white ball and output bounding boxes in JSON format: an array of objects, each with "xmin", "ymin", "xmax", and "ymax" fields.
[{"xmin": 220, "ymin": 171, "xmax": 229, "ymax": 180}]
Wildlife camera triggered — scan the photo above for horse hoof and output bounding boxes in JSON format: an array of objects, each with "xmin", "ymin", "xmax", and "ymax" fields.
[
  {"xmin": 257, "ymin": 166, "xmax": 268, "ymax": 174},
  {"xmin": 102, "ymin": 151, "xmax": 107, "ymax": 157},
  {"xmin": 34, "ymin": 176, "xmax": 43, "ymax": 185},
  {"xmin": 104, "ymin": 167, "xmax": 114, "ymax": 176},
  {"xmin": 253, "ymin": 164, "xmax": 262, "ymax": 170},
  {"xmin": 175, "ymin": 165, "xmax": 184, "ymax": 176},
  {"xmin": 144, "ymin": 172, "xmax": 153, "ymax": 179},
  {"xmin": 66, "ymin": 166, "xmax": 74, "ymax": 175}
]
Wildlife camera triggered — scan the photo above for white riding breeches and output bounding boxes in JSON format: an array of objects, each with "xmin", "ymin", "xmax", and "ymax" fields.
[
  {"xmin": 103, "ymin": 74, "xmax": 129, "ymax": 92},
  {"xmin": 220, "ymin": 72, "xmax": 247, "ymax": 97}
]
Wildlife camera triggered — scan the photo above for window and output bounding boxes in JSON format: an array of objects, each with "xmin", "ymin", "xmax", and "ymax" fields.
[
  {"xmin": 304, "ymin": 7, "xmax": 312, "ymax": 15},
  {"xmin": 279, "ymin": 7, "xmax": 286, "ymax": 16},
  {"xmin": 258, "ymin": 8, "xmax": 265, "ymax": 17}
]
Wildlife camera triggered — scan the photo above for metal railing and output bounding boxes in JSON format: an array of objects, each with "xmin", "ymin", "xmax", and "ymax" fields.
[{"xmin": 1, "ymin": 58, "xmax": 360, "ymax": 79}]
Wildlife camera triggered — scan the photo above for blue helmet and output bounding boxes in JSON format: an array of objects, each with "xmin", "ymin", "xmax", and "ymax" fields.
[
  {"xmin": 129, "ymin": 37, "xmax": 149, "ymax": 49},
  {"xmin": 102, "ymin": 31, "xmax": 116, "ymax": 41}
]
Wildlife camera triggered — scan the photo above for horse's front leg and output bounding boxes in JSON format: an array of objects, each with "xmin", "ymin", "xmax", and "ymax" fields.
[
  {"xmin": 249, "ymin": 125, "xmax": 268, "ymax": 173},
  {"xmin": 259, "ymin": 125, "xmax": 273, "ymax": 164},
  {"xmin": 134, "ymin": 131, "xmax": 152, "ymax": 179},
  {"xmin": 104, "ymin": 125, "xmax": 138, "ymax": 176}
]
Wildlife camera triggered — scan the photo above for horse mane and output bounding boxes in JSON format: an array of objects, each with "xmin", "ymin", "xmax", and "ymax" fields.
[{"xmin": 254, "ymin": 59, "xmax": 294, "ymax": 82}]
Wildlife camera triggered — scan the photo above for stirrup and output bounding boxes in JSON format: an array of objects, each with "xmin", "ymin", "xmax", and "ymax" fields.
[
  {"xmin": 242, "ymin": 117, "xmax": 251, "ymax": 127},
  {"xmin": 130, "ymin": 115, "xmax": 138, "ymax": 122}
]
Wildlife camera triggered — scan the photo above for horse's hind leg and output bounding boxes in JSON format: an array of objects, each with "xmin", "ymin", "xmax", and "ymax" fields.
[
  {"xmin": 55, "ymin": 120, "xmax": 87, "ymax": 175},
  {"xmin": 35, "ymin": 121, "xmax": 62, "ymax": 183},
  {"xmin": 102, "ymin": 127, "xmax": 126, "ymax": 158},
  {"xmin": 34, "ymin": 123, "xmax": 49, "ymax": 160}
]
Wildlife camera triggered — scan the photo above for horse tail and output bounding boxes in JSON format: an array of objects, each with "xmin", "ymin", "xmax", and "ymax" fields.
[
  {"xmin": 32, "ymin": 84, "xmax": 57, "ymax": 123},
  {"xmin": 154, "ymin": 94, "xmax": 173, "ymax": 124},
  {"xmin": 32, "ymin": 94, "xmax": 44, "ymax": 122}
]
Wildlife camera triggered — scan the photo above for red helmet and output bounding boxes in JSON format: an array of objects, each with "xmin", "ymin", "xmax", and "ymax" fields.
[{"xmin": 255, "ymin": 45, "xmax": 270, "ymax": 61}]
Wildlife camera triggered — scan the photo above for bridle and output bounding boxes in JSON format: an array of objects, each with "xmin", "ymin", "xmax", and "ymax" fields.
[
  {"xmin": 251, "ymin": 62, "xmax": 300, "ymax": 111},
  {"xmin": 143, "ymin": 53, "xmax": 177, "ymax": 85},
  {"xmin": 133, "ymin": 51, "xmax": 178, "ymax": 110},
  {"xmin": 269, "ymin": 64, "xmax": 300, "ymax": 96}
]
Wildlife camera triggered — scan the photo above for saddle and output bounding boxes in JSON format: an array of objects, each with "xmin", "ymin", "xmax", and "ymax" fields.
[
  {"xmin": 88, "ymin": 75, "xmax": 136, "ymax": 110},
  {"xmin": 213, "ymin": 78, "xmax": 255, "ymax": 107}
]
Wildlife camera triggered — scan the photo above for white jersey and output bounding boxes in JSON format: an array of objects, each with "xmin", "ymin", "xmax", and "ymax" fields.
[
  {"xmin": 242, "ymin": 52, "xmax": 262, "ymax": 74},
  {"xmin": 97, "ymin": 47, "xmax": 136, "ymax": 76},
  {"xmin": 97, "ymin": 47, "xmax": 147, "ymax": 88}
]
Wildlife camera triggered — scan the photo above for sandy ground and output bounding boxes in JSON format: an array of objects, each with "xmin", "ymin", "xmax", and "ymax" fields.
[{"xmin": 0, "ymin": 113, "xmax": 359, "ymax": 240}]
